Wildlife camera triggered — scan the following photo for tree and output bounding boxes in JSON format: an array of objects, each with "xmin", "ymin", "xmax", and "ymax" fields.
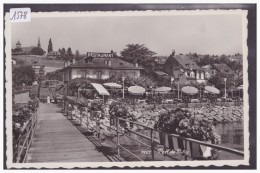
[
  {"xmin": 13, "ymin": 65, "xmax": 36, "ymax": 87},
  {"xmin": 207, "ymin": 73, "xmax": 233, "ymax": 90},
  {"xmin": 60, "ymin": 48, "xmax": 66, "ymax": 60},
  {"xmin": 45, "ymin": 69, "xmax": 63, "ymax": 81},
  {"xmin": 30, "ymin": 47, "xmax": 45, "ymax": 55},
  {"xmin": 48, "ymin": 38, "xmax": 53, "ymax": 53},
  {"xmin": 61, "ymin": 48, "xmax": 66, "ymax": 55},
  {"xmin": 67, "ymin": 47, "xmax": 73, "ymax": 60},
  {"xmin": 75, "ymin": 50, "xmax": 80, "ymax": 60},
  {"xmin": 121, "ymin": 44, "xmax": 156, "ymax": 63}
]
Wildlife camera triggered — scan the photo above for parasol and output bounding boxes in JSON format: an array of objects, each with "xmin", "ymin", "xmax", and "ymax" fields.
[
  {"xmin": 154, "ymin": 86, "xmax": 171, "ymax": 93},
  {"xmin": 103, "ymin": 82, "xmax": 122, "ymax": 88},
  {"xmin": 128, "ymin": 86, "xmax": 146, "ymax": 95},
  {"xmin": 205, "ymin": 86, "xmax": 220, "ymax": 94},
  {"xmin": 181, "ymin": 86, "xmax": 198, "ymax": 95}
]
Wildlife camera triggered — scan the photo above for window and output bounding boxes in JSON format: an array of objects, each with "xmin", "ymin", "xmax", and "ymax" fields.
[{"xmin": 190, "ymin": 71, "xmax": 195, "ymax": 78}]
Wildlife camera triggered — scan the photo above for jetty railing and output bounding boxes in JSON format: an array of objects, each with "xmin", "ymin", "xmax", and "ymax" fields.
[
  {"xmin": 13, "ymin": 112, "xmax": 37, "ymax": 163},
  {"xmin": 65, "ymin": 104, "xmax": 244, "ymax": 161}
]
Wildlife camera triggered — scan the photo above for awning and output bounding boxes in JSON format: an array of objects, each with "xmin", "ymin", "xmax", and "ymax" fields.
[
  {"xmin": 237, "ymin": 85, "xmax": 243, "ymax": 90},
  {"xmin": 205, "ymin": 86, "xmax": 220, "ymax": 94},
  {"xmin": 91, "ymin": 83, "xmax": 110, "ymax": 96},
  {"xmin": 128, "ymin": 86, "xmax": 145, "ymax": 95},
  {"xmin": 181, "ymin": 86, "xmax": 198, "ymax": 95},
  {"xmin": 154, "ymin": 86, "xmax": 171, "ymax": 93},
  {"xmin": 103, "ymin": 82, "xmax": 122, "ymax": 89}
]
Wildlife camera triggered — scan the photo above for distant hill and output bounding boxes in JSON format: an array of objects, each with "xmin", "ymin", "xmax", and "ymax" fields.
[{"xmin": 13, "ymin": 55, "xmax": 65, "ymax": 68}]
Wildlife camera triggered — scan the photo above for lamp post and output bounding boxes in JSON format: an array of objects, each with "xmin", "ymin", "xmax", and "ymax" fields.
[
  {"xmin": 122, "ymin": 76, "xmax": 125, "ymax": 99},
  {"xmin": 224, "ymin": 78, "xmax": 227, "ymax": 99},
  {"xmin": 170, "ymin": 76, "xmax": 174, "ymax": 99},
  {"xmin": 176, "ymin": 77, "xmax": 180, "ymax": 100}
]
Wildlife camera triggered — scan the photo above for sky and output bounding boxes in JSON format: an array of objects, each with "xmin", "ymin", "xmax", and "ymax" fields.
[{"xmin": 11, "ymin": 14, "xmax": 243, "ymax": 56}]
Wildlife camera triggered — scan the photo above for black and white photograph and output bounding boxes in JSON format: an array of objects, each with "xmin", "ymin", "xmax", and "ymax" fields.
[{"xmin": 3, "ymin": 4, "xmax": 256, "ymax": 169}]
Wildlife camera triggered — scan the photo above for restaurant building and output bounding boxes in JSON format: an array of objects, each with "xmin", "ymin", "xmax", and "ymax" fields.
[{"xmin": 61, "ymin": 52, "xmax": 143, "ymax": 82}]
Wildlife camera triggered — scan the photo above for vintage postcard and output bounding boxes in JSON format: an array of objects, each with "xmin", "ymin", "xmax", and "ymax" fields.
[{"xmin": 4, "ymin": 8, "xmax": 251, "ymax": 169}]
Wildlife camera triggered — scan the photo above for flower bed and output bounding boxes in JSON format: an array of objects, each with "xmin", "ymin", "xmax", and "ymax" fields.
[
  {"xmin": 13, "ymin": 97, "xmax": 39, "ymax": 140},
  {"xmin": 154, "ymin": 108, "xmax": 221, "ymax": 159}
]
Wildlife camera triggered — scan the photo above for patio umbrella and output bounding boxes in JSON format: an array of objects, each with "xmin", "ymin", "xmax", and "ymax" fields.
[
  {"xmin": 128, "ymin": 86, "xmax": 146, "ymax": 95},
  {"xmin": 181, "ymin": 86, "xmax": 198, "ymax": 95},
  {"xmin": 205, "ymin": 86, "xmax": 220, "ymax": 94},
  {"xmin": 154, "ymin": 86, "xmax": 171, "ymax": 93},
  {"xmin": 103, "ymin": 82, "xmax": 122, "ymax": 89}
]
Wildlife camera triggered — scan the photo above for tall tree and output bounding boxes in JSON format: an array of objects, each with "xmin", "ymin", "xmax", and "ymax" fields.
[
  {"xmin": 75, "ymin": 50, "xmax": 80, "ymax": 60},
  {"xmin": 48, "ymin": 38, "xmax": 53, "ymax": 53},
  {"xmin": 61, "ymin": 48, "xmax": 66, "ymax": 55},
  {"xmin": 121, "ymin": 44, "xmax": 156, "ymax": 63},
  {"xmin": 67, "ymin": 47, "xmax": 73, "ymax": 60}
]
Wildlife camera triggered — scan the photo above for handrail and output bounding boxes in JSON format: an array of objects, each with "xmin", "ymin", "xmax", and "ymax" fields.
[
  {"xmin": 65, "ymin": 101, "xmax": 244, "ymax": 161},
  {"xmin": 14, "ymin": 112, "xmax": 38, "ymax": 163},
  {"xmin": 118, "ymin": 117, "xmax": 244, "ymax": 156}
]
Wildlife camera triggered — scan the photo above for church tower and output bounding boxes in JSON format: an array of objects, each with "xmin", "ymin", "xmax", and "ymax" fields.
[
  {"xmin": 16, "ymin": 40, "xmax": 22, "ymax": 49},
  {"xmin": 37, "ymin": 37, "xmax": 41, "ymax": 48}
]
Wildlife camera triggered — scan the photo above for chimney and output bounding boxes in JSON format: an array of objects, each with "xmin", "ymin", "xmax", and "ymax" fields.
[
  {"xmin": 135, "ymin": 62, "xmax": 138, "ymax": 67},
  {"xmin": 72, "ymin": 58, "xmax": 76, "ymax": 64},
  {"xmin": 108, "ymin": 59, "xmax": 111, "ymax": 66}
]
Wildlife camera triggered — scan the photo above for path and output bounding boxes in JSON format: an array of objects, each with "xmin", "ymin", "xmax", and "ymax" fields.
[{"xmin": 27, "ymin": 103, "xmax": 120, "ymax": 162}]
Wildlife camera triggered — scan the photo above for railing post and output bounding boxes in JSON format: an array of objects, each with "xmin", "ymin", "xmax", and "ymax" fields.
[
  {"xmin": 96, "ymin": 111, "xmax": 101, "ymax": 139},
  {"xmin": 16, "ymin": 140, "xmax": 20, "ymax": 163},
  {"xmin": 150, "ymin": 129, "xmax": 155, "ymax": 161},
  {"xmin": 86, "ymin": 109, "xmax": 89, "ymax": 131},
  {"xmin": 80, "ymin": 108, "xmax": 82, "ymax": 125},
  {"xmin": 163, "ymin": 133, "xmax": 166, "ymax": 160},
  {"xmin": 116, "ymin": 117, "xmax": 120, "ymax": 155},
  {"xmin": 184, "ymin": 140, "xmax": 188, "ymax": 160}
]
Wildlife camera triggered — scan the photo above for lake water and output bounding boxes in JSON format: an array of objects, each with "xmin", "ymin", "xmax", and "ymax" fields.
[{"xmin": 215, "ymin": 121, "xmax": 244, "ymax": 151}]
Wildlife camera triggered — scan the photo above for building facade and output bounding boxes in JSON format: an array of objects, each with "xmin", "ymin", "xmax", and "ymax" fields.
[
  {"xmin": 162, "ymin": 52, "xmax": 206, "ymax": 85},
  {"xmin": 62, "ymin": 52, "xmax": 143, "ymax": 82}
]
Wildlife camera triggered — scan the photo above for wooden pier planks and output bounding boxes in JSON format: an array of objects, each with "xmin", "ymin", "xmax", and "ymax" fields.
[{"xmin": 27, "ymin": 103, "xmax": 111, "ymax": 163}]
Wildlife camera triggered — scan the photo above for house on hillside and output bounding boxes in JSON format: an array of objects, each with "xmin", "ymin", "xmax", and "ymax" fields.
[
  {"xmin": 29, "ymin": 60, "xmax": 64, "ymax": 75},
  {"xmin": 31, "ymin": 61, "xmax": 45, "ymax": 76},
  {"xmin": 61, "ymin": 52, "xmax": 143, "ymax": 82},
  {"xmin": 162, "ymin": 52, "xmax": 206, "ymax": 85},
  {"xmin": 154, "ymin": 56, "xmax": 168, "ymax": 70},
  {"xmin": 46, "ymin": 51, "xmax": 61, "ymax": 59}
]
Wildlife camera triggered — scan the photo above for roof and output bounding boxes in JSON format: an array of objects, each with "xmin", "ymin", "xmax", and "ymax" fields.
[
  {"xmin": 27, "ymin": 60, "xmax": 64, "ymax": 68},
  {"xmin": 47, "ymin": 51, "xmax": 61, "ymax": 56},
  {"xmin": 16, "ymin": 40, "xmax": 21, "ymax": 45},
  {"xmin": 213, "ymin": 63, "xmax": 233, "ymax": 74},
  {"xmin": 14, "ymin": 89, "xmax": 30, "ymax": 95},
  {"xmin": 201, "ymin": 65, "xmax": 212, "ymax": 69},
  {"xmin": 22, "ymin": 46, "xmax": 35, "ymax": 53},
  {"xmin": 63, "ymin": 57, "xmax": 143, "ymax": 71},
  {"xmin": 174, "ymin": 55, "xmax": 200, "ymax": 70}
]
